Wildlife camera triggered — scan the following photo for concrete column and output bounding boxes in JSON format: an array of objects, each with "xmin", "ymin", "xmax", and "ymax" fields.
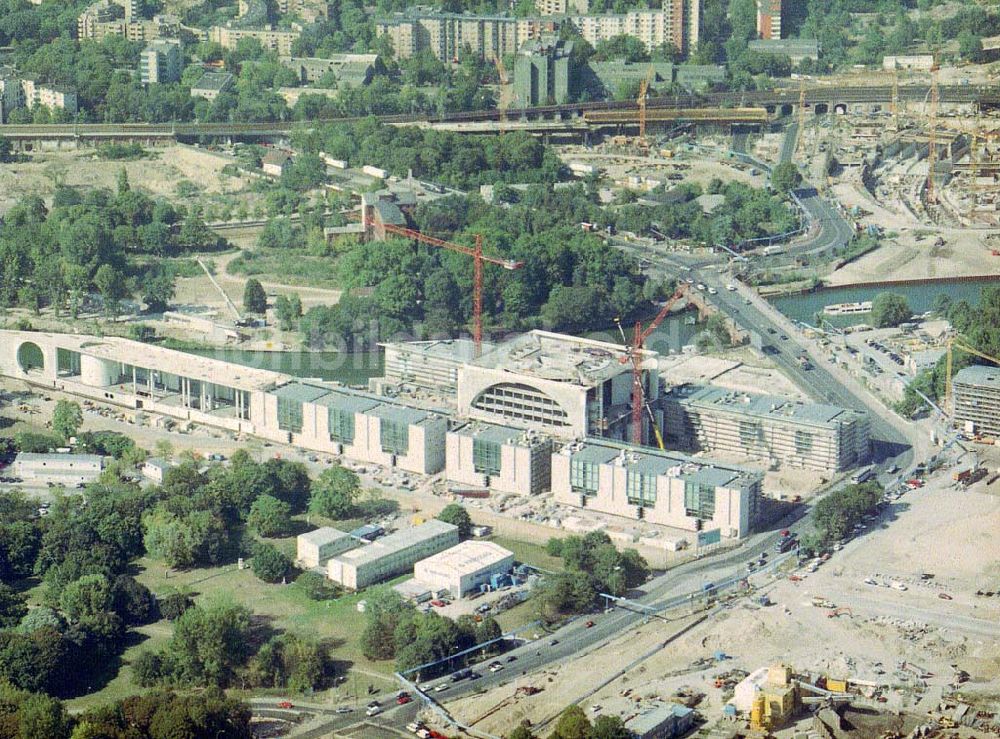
[{"xmin": 132, "ymin": 365, "xmax": 137, "ymax": 396}]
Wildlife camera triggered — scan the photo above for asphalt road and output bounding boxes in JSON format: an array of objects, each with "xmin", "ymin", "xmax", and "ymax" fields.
[{"xmin": 789, "ymin": 186, "xmax": 857, "ymax": 257}]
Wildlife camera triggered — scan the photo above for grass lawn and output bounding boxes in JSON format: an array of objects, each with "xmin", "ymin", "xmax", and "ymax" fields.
[
  {"xmin": 133, "ymin": 556, "xmax": 398, "ymax": 676},
  {"xmin": 493, "ymin": 598, "xmax": 540, "ymax": 634},
  {"xmin": 487, "ymin": 535, "xmax": 563, "ymax": 573},
  {"xmin": 227, "ymin": 248, "xmax": 341, "ymax": 289},
  {"xmin": 64, "ymin": 556, "xmax": 410, "ymax": 713},
  {"xmin": 64, "ymin": 621, "xmax": 173, "ymax": 713}
]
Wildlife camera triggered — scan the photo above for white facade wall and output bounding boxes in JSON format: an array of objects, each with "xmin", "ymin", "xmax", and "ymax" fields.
[
  {"xmin": 550, "ymin": 450, "xmax": 758, "ymax": 538},
  {"xmin": 326, "ymin": 523, "xmax": 460, "ymax": 589},
  {"xmin": 255, "ymin": 392, "xmax": 447, "ymax": 474},
  {"xmin": 296, "ymin": 527, "xmax": 357, "ymax": 568},
  {"xmin": 14, "ymin": 454, "xmax": 105, "ymax": 485},
  {"xmin": 445, "ymin": 431, "xmax": 550, "ymax": 495},
  {"xmin": 413, "ymin": 542, "xmax": 515, "ymax": 598}
]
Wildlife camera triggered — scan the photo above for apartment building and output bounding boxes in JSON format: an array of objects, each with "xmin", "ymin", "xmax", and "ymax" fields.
[
  {"xmin": 662, "ymin": 384, "xmax": 871, "ymax": 473},
  {"xmin": 952, "ymin": 365, "xmax": 1000, "ymax": 438},
  {"xmin": 140, "ymin": 39, "xmax": 183, "ymax": 84},
  {"xmin": 0, "ymin": 330, "xmax": 447, "ymax": 476},
  {"xmin": 21, "ymin": 79, "xmax": 78, "ymax": 113},
  {"xmin": 0, "ymin": 67, "xmax": 25, "ymax": 122},
  {"xmin": 78, "ymin": 0, "xmax": 180, "ymax": 42},
  {"xmin": 756, "ymin": 0, "xmax": 782, "ymax": 40},
  {"xmin": 209, "ymin": 25, "xmax": 302, "ymax": 56},
  {"xmin": 551, "ymin": 439, "xmax": 762, "ymax": 539},
  {"xmin": 535, "ymin": 0, "xmax": 589, "ymax": 15},
  {"xmin": 259, "ymin": 381, "xmax": 448, "ymax": 475},
  {"xmin": 326, "ymin": 520, "xmax": 460, "ymax": 590},
  {"xmin": 376, "ymin": 0, "xmax": 700, "ymax": 62},
  {"xmin": 279, "ymin": 54, "xmax": 382, "ymax": 85}
]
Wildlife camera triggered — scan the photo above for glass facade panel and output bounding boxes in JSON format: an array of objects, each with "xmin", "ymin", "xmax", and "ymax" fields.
[
  {"xmin": 684, "ymin": 481, "xmax": 716, "ymax": 518},
  {"xmin": 472, "ymin": 438, "xmax": 501, "ymax": 476},
  {"xmin": 626, "ymin": 471, "xmax": 657, "ymax": 506},
  {"xmin": 328, "ymin": 407, "xmax": 355, "ymax": 443},
  {"xmin": 277, "ymin": 396, "xmax": 303, "ymax": 433},
  {"xmin": 569, "ymin": 459, "xmax": 599, "ymax": 496},
  {"xmin": 380, "ymin": 418, "xmax": 409, "ymax": 454}
]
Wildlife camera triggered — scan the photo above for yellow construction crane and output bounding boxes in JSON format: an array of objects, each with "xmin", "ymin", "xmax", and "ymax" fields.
[
  {"xmin": 637, "ymin": 64, "xmax": 655, "ymax": 147},
  {"xmin": 945, "ymin": 338, "xmax": 1000, "ymax": 412},
  {"xmin": 926, "ymin": 57, "xmax": 940, "ymax": 205}
]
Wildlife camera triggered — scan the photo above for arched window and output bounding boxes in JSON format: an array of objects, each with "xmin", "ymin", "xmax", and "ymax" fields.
[
  {"xmin": 17, "ymin": 342, "xmax": 45, "ymax": 373},
  {"xmin": 471, "ymin": 382, "xmax": 570, "ymax": 427}
]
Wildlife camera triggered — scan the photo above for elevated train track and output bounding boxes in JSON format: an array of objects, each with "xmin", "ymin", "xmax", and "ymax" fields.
[{"xmin": 0, "ymin": 85, "xmax": 995, "ymax": 142}]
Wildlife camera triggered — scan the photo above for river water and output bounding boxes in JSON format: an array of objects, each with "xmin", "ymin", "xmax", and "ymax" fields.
[
  {"xmin": 181, "ymin": 314, "xmax": 701, "ymax": 385},
  {"xmin": 770, "ymin": 277, "xmax": 999, "ymax": 328}
]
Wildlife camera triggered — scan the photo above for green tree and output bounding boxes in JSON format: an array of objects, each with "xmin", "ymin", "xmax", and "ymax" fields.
[
  {"xmin": 251, "ymin": 542, "xmax": 292, "ymax": 584},
  {"xmin": 507, "ymin": 724, "xmax": 537, "ymax": 739},
  {"xmin": 60, "ymin": 573, "xmax": 112, "ymax": 622},
  {"xmin": 93, "ymin": 264, "xmax": 129, "ymax": 318},
  {"xmin": 243, "ymin": 278, "xmax": 267, "ymax": 314},
  {"xmin": 308, "ymin": 465, "xmax": 360, "ymax": 519},
  {"xmin": 591, "ymin": 715, "xmax": 630, "ymax": 739},
  {"xmin": 52, "ymin": 399, "xmax": 83, "ymax": 440},
  {"xmin": 958, "ymin": 31, "xmax": 983, "ymax": 62},
  {"xmin": 771, "ymin": 161, "xmax": 802, "ymax": 194},
  {"xmin": 141, "ymin": 272, "xmax": 175, "ymax": 312},
  {"xmin": 18, "ymin": 690, "xmax": 73, "ymax": 739},
  {"xmin": 871, "ymin": 292, "xmax": 911, "ymax": 328},
  {"xmin": 274, "ymin": 293, "xmax": 303, "ymax": 330},
  {"xmin": 551, "ymin": 704, "xmax": 592, "ymax": 739},
  {"xmin": 437, "ymin": 503, "xmax": 472, "ymax": 540},
  {"xmin": 0, "ymin": 584, "xmax": 28, "ymax": 629},
  {"xmin": 247, "ymin": 494, "xmax": 292, "ymax": 537},
  {"xmin": 163, "ymin": 600, "xmax": 253, "ymax": 685},
  {"xmin": 111, "ymin": 575, "xmax": 158, "ymax": 625}
]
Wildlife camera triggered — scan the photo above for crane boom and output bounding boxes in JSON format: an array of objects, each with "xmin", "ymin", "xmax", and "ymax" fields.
[
  {"xmin": 363, "ymin": 206, "xmax": 523, "ymax": 357},
  {"xmin": 627, "ymin": 285, "xmax": 688, "ymax": 445}
]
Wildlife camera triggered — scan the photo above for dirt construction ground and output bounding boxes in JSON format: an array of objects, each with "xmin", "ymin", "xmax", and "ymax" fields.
[{"xmin": 443, "ymin": 463, "xmax": 1000, "ymax": 737}]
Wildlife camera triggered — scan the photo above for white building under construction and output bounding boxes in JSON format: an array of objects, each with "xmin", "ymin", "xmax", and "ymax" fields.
[
  {"xmin": 383, "ymin": 330, "xmax": 660, "ymax": 443},
  {"xmin": 551, "ymin": 439, "xmax": 762, "ymax": 538},
  {"xmin": 0, "ymin": 330, "xmax": 447, "ymax": 475},
  {"xmin": 662, "ymin": 384, "xmax": 870, "ymax": 473}
]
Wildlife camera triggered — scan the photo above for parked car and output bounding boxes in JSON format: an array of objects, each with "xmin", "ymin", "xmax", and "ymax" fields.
[{"xmin": 276, "ymin": 701, "xmax": 293, "ymax": 709}]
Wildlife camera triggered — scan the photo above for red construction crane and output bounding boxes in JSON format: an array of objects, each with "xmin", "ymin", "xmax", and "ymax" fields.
[
  {"xmin": 363, "ymin": 205, "xmax": 523, "ymax": 357},
  {"xmin": 620, "ymin": 285, "xmax": 688, "ymax": 446}
]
